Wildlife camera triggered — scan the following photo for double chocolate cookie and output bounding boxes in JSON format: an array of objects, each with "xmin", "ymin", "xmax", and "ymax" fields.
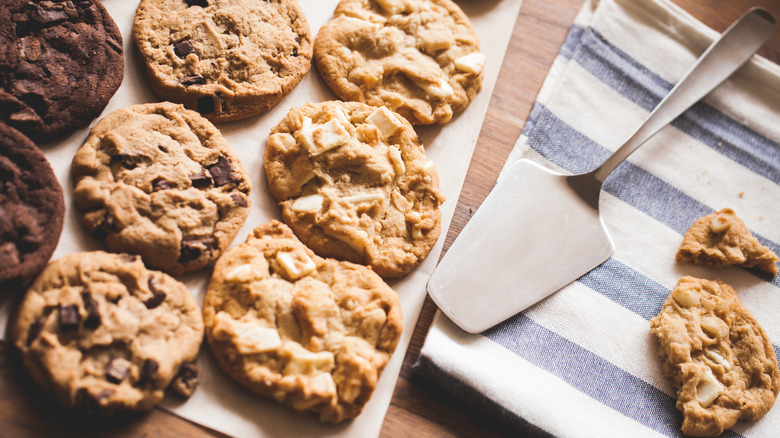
[
  {"xmin": 0, "ymin": 122, "xmax": 64, "ymax": 290},
  {"xmin": 10, "ymin": 251, "xmax": 204, "ymax": 412},
  {"xmin": 71, "ymin": 102, "xmax": 251, "ymax": 275},
  {"xmin": 0, "ymin": 0, "xmax": 124, "ymax": 141},
  {"xmin": 132, "ymin": 0, "xmax": 312, "ymax": 122}
]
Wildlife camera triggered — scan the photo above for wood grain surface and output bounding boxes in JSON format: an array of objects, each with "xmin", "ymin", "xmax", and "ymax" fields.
[{"xmin": 2, "ymin": 1, "xmax": 780, "ymax": 437}]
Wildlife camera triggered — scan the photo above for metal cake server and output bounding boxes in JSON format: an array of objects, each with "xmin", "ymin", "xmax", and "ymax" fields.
[{"xmin": 427, "ymin": 8, "xmax": 777, "ymax": 334}]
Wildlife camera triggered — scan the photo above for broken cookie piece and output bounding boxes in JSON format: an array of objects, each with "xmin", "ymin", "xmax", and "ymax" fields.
[
  {"xmin": 676, "ymin": 208, "xmax": 779, "ymax": 275},
  {"xmin": 650, "ymin": 276, "xmax": 780, "ymax": 436}
]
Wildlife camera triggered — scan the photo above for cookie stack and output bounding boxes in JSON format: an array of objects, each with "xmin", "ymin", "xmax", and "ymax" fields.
[{"xmin": 3, "ymin": 0, "xmax": 487, "ymax": 424}]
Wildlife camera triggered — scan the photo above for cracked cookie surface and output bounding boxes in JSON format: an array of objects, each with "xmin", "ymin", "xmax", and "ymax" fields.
[
  {"xmin": 314, "ymin": 0, "xmax": 484, "ymax": 125},
  {"xmin": 650, "ymin": 276, "xmax": 780, "ymax": 437},
  {"xmin": 71, "ymin": 102, "xmax": 251, "ymax": 275},
  {"xmin": 133, "ymin": 0, "xmax": 312, "ymax": 122},
  {"xmin": 10, "ymin": 251, "xmax": 204, "ymax": 412},
  {"xmin": 264, "ymin": 101, "xmax": 444, "ymax": 278},
  {"xmin": 0, "ymin": 122, "xmax": 64, "ymax": 290},
  {"xmin": 203, "ymin": 220, "xmax": 402, "ymax": 422},
  {"xmin": 0, "ymin": 0, "xmax": 123, "ymax": 141}
]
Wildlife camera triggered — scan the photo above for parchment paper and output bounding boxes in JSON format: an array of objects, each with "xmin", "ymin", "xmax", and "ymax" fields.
[{"xmin": 0, "ymin": 0, "xmax": 523, "ymax": 436}]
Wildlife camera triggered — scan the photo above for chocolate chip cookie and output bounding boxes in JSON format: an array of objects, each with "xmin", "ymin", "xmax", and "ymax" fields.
[
  {"xmin": 203, "ymin": 220, "xmax": 402, "ymax": 422},
  {"xmin": 677, "ymin": 208, "xmax": 779, "ymax": 275},
  {"xmin": 264, "ymin": 101, "xmax": 445, "ymax": 278},
  {"xmin": 0, "ymin": 122, "xmax": 64, "ymax": 290},
  {"xmin": 650, "ymin": 276, "xmax": 780, "ymax": 437},
  {"xmin": 71, "ymin": 102, "xmax": 251, "ymax": 275},
  {"xmin": 10, "ymin": 251, "xmax": 204, "ymax": 413},
  {"xmin": 132, "ymin": 0, "xmax": 313, "ymax": 122},
  {"xmin": 0, "ymin": 0, "xmax": 124, "ymax": 142},
  {"xmin": 314, "ymin": 0, "xmax": 484, "ymax": 125}
]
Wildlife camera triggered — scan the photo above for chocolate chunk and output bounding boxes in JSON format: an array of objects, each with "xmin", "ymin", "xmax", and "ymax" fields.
[
  {"xmin": 185, "ymin": 0, "xmax": 210, "ymax": 7},
  {"xmin": 19, "ymin": 36, "xmax": 42, "ymax": 62},
  {"xmin": 113, "ymin": 153, "xmax": 143, "ymax": 169},
  {"xmin": 188, "ymin": 168, "xmax": 212, "ymax": 188},
  {"xmin": 105, "ymin": 357, "xmax": 131, "ymax": 384},
  {"xmin": 206, "ymin": 156, "xmax": 238, "ymax": 187},
  {"xmin": 119, "ymin": 253, "xmax": 138, "ymax": 263},
  {"xmin": 170, "ymin": 362, "xmax": 200, "ymax": 397},
  {"xmin": 231, "ymin": 193, "xmax": 247, "ymax": 208},
  {"xmin": 35, "ymin": 5, "xmax": 69, "ymax": 23},
  {"xmin": 179, "ymin": 237, "xmax": 217, "ymax": 264},
  {"xmin": 152, "ymin": 177, "xmax": 174, "ymax": 191},
  {"xmin": 76, "ymin": 387, "xmax": 114, "ymax": 411},
  {"xmin": 0, "ymin": 242, "xmax": 20, "ymax": 266},
  {"xmin": 174, "ymin": 40, "xmax": 195, "ymax": 58},
  {"xmin": 144, "ymin": 278, "xmax": 166, "ymax": 309},
  {"xmin": 178, "ymin": 74, "xmax": 205, "ymax": 86},
  {"xmin": 81, "ymin": 292, "xmax": 101, "ymax": 329},
  {"xmin": 197, "ymin": 95, "xmax": 215, "ymax": 113},
  {"xmin": 138, "ymin": 359, "xmax": 159, "ymax": 384},
  {"xmin": 26, "ymin": 318, "xmax": 45, "ymax": 346},
  {"xmin": 106, "ymin": 37, "xmax": 122, "ymax": 53},
  {"xmin": 58, "ymin": 304, "xmax": 80, "ymax": 330},
  {"xmin": 292, "ymin": 47, "xmax": 298, "ymax": 57}
]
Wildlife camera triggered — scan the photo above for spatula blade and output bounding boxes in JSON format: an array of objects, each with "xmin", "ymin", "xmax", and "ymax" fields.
[{"xmin": 427, "ymin": 159, "xmax": 615, "ymax": 333}]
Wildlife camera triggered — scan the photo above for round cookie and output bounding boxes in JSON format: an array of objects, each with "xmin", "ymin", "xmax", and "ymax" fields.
[
  {"xmin": 203, "ymin": 220, "xmax": 403, "ymax": 423},
  {"xmin": 650, "ymin": 276, "xmax": 780, "ymax": 437},
  {"xmin": 0, "ymin": 0, "xmax": 123, "ymax": 142},
  {"xmin": 264, "ymin": 101, "xmax": 445, "ymax": 278},
  {"xmin": 0, "ymin": 122, "xmax": 64, "ymax": 290},
  {"xmin": 71, "ymin": 102, "xmax": 251, "ymax": 275},
  {"xmin": 314, "ymin": 0, "xmax": 484, "ymax": 125},
  {"xmin": 10, "ymin": 251, "xmax": 204, "ymax": 413},
  {"xmin": 132, "ymin": 0, "xmax": 313, "ymax": 122}
]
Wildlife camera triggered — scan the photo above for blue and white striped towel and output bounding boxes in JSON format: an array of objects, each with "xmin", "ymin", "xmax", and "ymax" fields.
[{"xmin": 417, "ymin": 0, "xmax": 780, "ymax": 436}]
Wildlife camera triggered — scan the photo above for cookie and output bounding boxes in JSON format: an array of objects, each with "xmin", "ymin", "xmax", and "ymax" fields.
[
  {"xmin": 10, "ymin": 251, "xmax": 204, "ymax": 413},
  {"xmin": 203, "ymin": 220, "xmax": 403, "ymax": 422},
  {"xmin": 71, "ymin": 102, "xmax": 251, "ymax": 275},
  {"xmin": 313, "ymin": 0, "xmax": 484, "ymax": 125},
  {"xmin": 132, "ymin": 0, "xmax": 313, "ymax": 122},
  {"xmin": 650, "ymin": 276, "xmax": 780, "ymax": 437},
  {"xmin": 0, "ymin": 0, "xmax": 123, "ymax": 142},
  {"xmin": 676, "ymin": 208, "xmax": 779, "ymax": 275},
  {"xmin": 264, "ymin": 101, "xmax": 445, "ymax": 278},
  {"xmin": 0, "ymin": 122, "xmax": 64, "ymax": 290}
]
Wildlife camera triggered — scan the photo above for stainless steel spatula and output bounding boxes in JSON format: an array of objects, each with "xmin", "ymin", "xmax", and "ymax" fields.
[{"xmin": 427, "ymin": 8, "xmax": 777, "ymax": 334}]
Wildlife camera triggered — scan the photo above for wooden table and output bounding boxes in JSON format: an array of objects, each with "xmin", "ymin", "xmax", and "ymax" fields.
[{"xmin": 2, "ymin": 0, "xmax": 780, "ymax": 436}]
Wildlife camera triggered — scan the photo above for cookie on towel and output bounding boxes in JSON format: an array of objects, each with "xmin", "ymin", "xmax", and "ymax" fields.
[
  {"xmin": 132, "ymin": 0, "xmax": 313, "ymax": 122},
  {"xmin": 203, "ymin": 220, "xmax": 403, "ymax": 422},
  {"xmin": 10, "ymin": 251, "xmax": 204, "ymax": 413},
  {"xmin": 676, "ymin": 208, "xmax": 779, "ymax": 275},
  {"xmin": 650, "ymin": 276, "xmax": 780, "ymax": 437},
  {"xmin": 71, "ymin": 102, "xmax": 251, "ymax": 275},
  {"xmin": 264, "ymin": 101, "xmax": 445, "ymax": 278},
  {"xmin": 0, "ymin": 122, "xmax": 64, "ymax": 290},
  {"xmin": 314, "ymin": 0, "xmax": 485, "ymax": 125},
  {"xmin": 0, "ymin": 0, "xmax": 123, "ymax": 141}
]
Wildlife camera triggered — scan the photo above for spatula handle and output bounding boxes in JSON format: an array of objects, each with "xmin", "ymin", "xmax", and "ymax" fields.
[{"xmin": 593, "ymin": 7, "xmax": 776, "ymax": 183}]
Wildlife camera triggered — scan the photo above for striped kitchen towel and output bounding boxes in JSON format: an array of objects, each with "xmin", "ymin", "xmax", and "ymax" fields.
[{"xmin": 417, "ymin": 0, "xmax": 780, "ymax": 437}]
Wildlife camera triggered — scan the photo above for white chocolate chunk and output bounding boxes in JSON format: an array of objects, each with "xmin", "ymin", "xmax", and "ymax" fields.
[
  {"xmin": 310, "ymin": 119, "xmax": 350, "ymax": 156},
  {"xmin": 275, "ymin": 250, "xmax": 316, "ymax": 280},
  {"xmin": 672, "ymin": 286, "xmax": 700, "ymax": 307},
  {"xmin": 298, "ymin": 117, "xmax": 315, "ymax": 150},
  {"xmin": 376, "ymin": 0, "xmax": 405, "ymax": 14},
  {"xmin": 310, "ymin": 372, "xmax": 337, "ymax": 395},
  {"xmin": 706, "ymin": 350, "xmax": 731, "ymax": 370},
  {"xmin": 388, "ymin": 146, "xmax": 405, "ymax": 177},
  {"xmin": 283, "ymin": 343, "xmax": 335, "ymax": 375},
  {"xmin": 225, "ymin": 264, "xmax": 253, "ymax": 282},
  {"xmin": 325, "ymin": 230, "xmax": 366, "ymax": 256},
  {"xmin": 710, "ymin": 210, "xmax": 735, "ymax": 233},
  {"xmin": 696, "ymin": 369, "xmax": 724, "ymax": 407},
  {"xmin": 413, "ymin": 77, "xmax": 453, "ymax": 99},
  {"xmin": 270, "ymin": 132, "xmax": 297, "ymax": 151},
  {"xmin": 366, "ymin": 107, "xmax": 403, "ymax": 139},
  {"xmin": 292, "ymin": 194, "xmax": 324, "ymax": 213},
  {"xmin": 454, "ymin": 52, "xmax": 487, "ymax": 74},
  {"xmin": 340, "ymin": 193, "xmax": 385, "ymax": 204},
  {"xmin": 700, "ymin": 316, "xmax": 723, "ymax": 338},
  {"xmin": 212, "ymin": 312, "xmax": 282, "ymax": 354},
  {"xmin": 333, "ymin": 107, "xmax": 352, "ymax": 127}
]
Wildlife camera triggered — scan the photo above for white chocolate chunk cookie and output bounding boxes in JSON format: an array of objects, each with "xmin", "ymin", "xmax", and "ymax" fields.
[
  {"xmin": 650, "ymin": 276, "xmax": 780, "ymax": 437},
  {"xmin": 203, "ymin": 221, "xmax": 403, "ymax": 422},
  {"xmin": 71, "ymin": 102, "xmax": 251, "ymax": 275},
  {"xmin": 133, "ymin": 0, "xmax": 313, "ymax": 122},
  {"xmin": 264, "ymin": 101, "xmax": 445, "ymax": 278},
  {"xmin": 676, "ymin": 208, "xmax": 779, "ymax": 275},
  {"xmin": 313, "ymin": 0, "xmax": 484, "ymax": 125},
  {"xmin": 10, "ymin": 252, "xmax": 204, "ymax": 413}
]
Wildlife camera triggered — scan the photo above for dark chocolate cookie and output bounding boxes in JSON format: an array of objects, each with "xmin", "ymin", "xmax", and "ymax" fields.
[
  {"xmin": 0, "ymin": 122, "xmax": 64, "ymax": 290},
  {"xmin": 0, "ymin": 0, "xmax": 124, "ymax": 141}
]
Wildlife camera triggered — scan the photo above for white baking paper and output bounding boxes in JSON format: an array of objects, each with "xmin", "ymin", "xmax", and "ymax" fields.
[{"xmin": 0, "ymin": 0, "xmax": 522, "ymax": 436}]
